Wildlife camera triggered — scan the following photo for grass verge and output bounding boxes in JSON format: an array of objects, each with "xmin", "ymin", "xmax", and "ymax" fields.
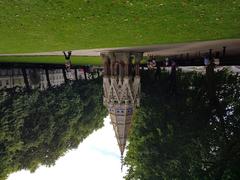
[{"xmin": 0, "ymin": 56, "xmax": 102, "ymax": 65}]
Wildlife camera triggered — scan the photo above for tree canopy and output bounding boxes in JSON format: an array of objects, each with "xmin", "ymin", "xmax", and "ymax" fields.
[
  {"xmin": 0, "ymin": 78, "xmax": 107, "ymax": 180},
  {"xmin": 125, "ymin": 69, "xmax": 240, "ymax": 180}
]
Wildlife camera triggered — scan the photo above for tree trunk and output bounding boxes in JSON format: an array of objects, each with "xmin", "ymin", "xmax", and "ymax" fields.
[
  {"xmin": 21, "ymin": 68, "xmax": 30, "ymax": 90},
  {"xmin": 155, "ymin": 62, "xmax": 161, "ymax": 80},
  {"xmin": 169, "ymin": 65, "xmax": 176, "ymax": 93},
  {"xmin": 206, "ymin": 63, "xmax": 216, "ymax": 102},
  {"xmin": 83, "ymin": 67, "xmax": 87, "ymax": 80},
  {"xmin": 74, "ymin": 68, "xmax": 78, "ymax": 80},
  {"xmin": 97, "ymin": 69, "xmax": 100, "ymax": 78},
  {"xmin": 62, "ymin": 68, "xmax": 68, "ymax": 83},
  {"xmin": 45, "ymin": 68, "xmax": 51, "ymax": 88}
]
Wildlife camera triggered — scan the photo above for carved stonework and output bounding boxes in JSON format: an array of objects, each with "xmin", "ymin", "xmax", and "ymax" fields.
[{"xmin": 102, "ymin": 52, "xmax": 142, "ymax": 157}]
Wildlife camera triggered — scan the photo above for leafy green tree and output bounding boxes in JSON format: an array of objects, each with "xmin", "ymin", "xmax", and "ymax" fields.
[
  {"xmin": 0, "ymin": 78, "xmax": 107, "ymax": 180},
  {"xmin": 125, "ymin": 69, "xmax": 240, "ymax": 180}
]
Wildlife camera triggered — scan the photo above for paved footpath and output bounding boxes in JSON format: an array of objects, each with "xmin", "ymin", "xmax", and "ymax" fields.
[{"xmin": 0, "ymin": 39, "xmax": 239, "ymax": 57}]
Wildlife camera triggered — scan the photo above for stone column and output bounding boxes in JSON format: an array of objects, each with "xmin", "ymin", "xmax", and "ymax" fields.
[
  {"xmin": 119, "ymin": 62, "xmax": 124, "ymax": 79},
  {"xmin": 114, "ymin": 62, "xmax": 119, "ymax": 76},
  {"xmin": 115, "ymin": 52, "xmax": 130, "ymax": 76},
  {"xmin": 135, "ymin": 53, "xmax": 143, "ymax": 76},
  {"xmin": 101, "ymin": 53, "xmax": 110, "ymax": 76},
  {"xmin": 108, "ymin": 52, "xmax": 116, "ymax": 76}
]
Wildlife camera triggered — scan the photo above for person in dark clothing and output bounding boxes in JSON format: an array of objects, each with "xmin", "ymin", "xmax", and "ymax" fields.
[
  {"xmin": 63, "ymin": 51, "xmax": 72, "ymax": 60},
  {"xmin": 63, "ymin": 51, "xmax": 72, "ymax": 72}
]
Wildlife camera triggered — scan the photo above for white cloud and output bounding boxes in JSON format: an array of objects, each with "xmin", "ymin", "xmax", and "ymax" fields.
[{"xmin": 8, "ymin": 116, "xmax": 127, "ymax": 180}]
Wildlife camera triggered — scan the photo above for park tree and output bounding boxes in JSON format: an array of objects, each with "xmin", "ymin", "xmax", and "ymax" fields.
[
  {"xmin": 21, "ymin": 68, "xmax": 30, "ymax": 90},
  {"xmin": 44, "ymin": 68, "xmax": 51, "ymax": 88},
  {"xmin": 0, "ymin": 78, "xmax": 107, "ymax": 180},
  {"xmin": 125, "ymin": 69, "xmax": 240, "ymax": 180}
]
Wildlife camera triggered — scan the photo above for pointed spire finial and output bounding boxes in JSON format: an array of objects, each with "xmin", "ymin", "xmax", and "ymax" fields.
[{"xmin": 121, "ymin": 154, "xmax": 123, "ymax": 172}]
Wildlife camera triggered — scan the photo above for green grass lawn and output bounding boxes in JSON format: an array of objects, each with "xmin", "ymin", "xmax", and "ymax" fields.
[
  {"xmin": 0, "ymin": 0, "xmax": 239, "ymax": 54},
  {"xmin": 0, "ymin": 56, "xmax": 102, "ymax": 65},
  {"xmin": 0, "ymin": 56, "xmax": 147, "ymax": 65}
]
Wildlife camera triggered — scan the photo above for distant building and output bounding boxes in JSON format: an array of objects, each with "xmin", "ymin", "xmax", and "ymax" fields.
[
  {"xmin": 0, "ymin": 68, "xmax": 90, "ymax": 90},
  {"xmin": 39, "ymin": 69, "xmax": 69, "ymax": 90},
  {"xmin": 102, "ymin": 52, "xmax": 142, "ymax": 169},
  {"xmin": 0, "ymin": 68, "xmax": 26, "ymax": 89}
]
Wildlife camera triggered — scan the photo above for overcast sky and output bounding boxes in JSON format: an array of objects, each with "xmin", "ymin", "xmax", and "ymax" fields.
[{"xmin": 8, "ymin": 116, "xmax": 127, "ymax": 180}]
